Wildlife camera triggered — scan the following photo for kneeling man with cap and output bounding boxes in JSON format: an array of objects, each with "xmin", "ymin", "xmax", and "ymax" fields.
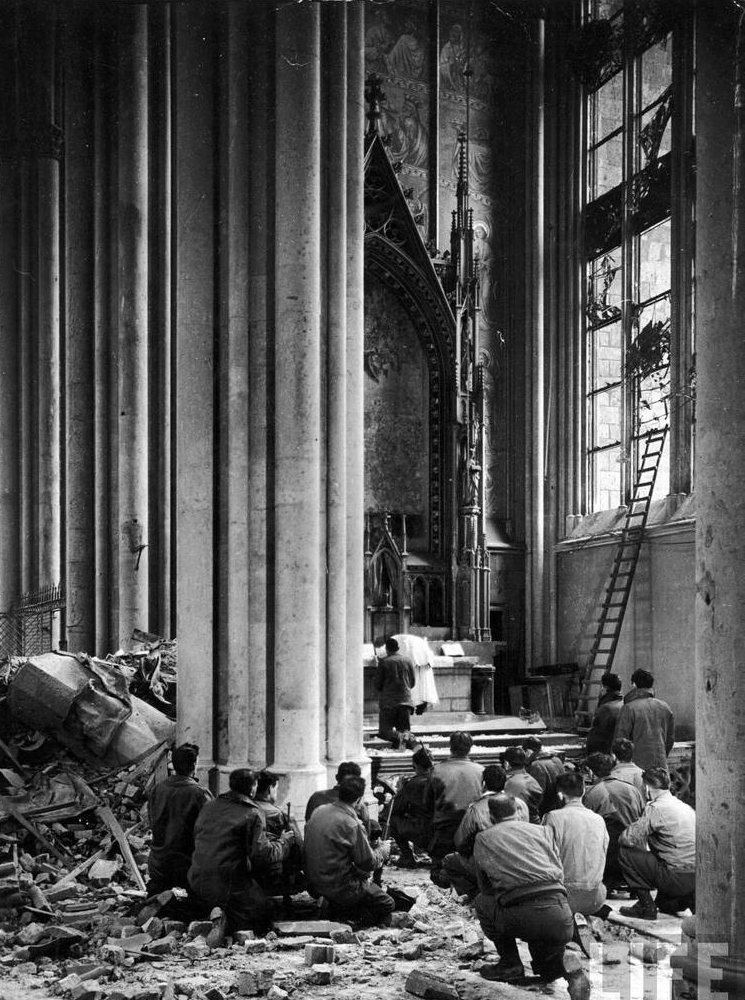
[{"xmin": 472, "ymin": 793, "xmax": 590, "ymax": 999}]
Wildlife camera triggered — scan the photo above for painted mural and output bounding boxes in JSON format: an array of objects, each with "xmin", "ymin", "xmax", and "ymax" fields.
[
  {"xmin": 364, "ymin": 273, "xmax": 429, "ymax": 541},
  {"xmin": 364, "ymin": 0, "xmax": 511, "ymax": 522},
  {"xmin": 364, "ymin": 1, "xmax": 430, "ymax": 239}
]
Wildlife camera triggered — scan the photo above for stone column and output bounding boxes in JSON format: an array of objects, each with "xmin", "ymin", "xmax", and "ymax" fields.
[
  {"xmin": 246, "ymin": 1, "xmax": 271, "ymax": 772},
  {"xmin": 684, "ymin": 5, "xmax": 745, "ymax": 995},
  {"xmin": 323, "ymin": 5, "xmax": 350, "ymax": 770},
  {"xmin": 64, "ymin": 16, "xmax": 96, "ymax": 652},
  {"xmin": 526, "ymin": 19, "xmax": 546, "ymax": 669},
  {"xmin": 172, "ymin": 6, "xmax": 218, "ymax": 778},
  {"xmin": 0, "ymin": 5, "xmax": 21, "ymax": 612},
  {"xmin": 117, "ymin": 5, "xmax": 149, "ymax": 645},
  {"xmin": 93, "ymin": 21, "xmax": 116, "ymax": 653},
  {"xmin": 272, "ymin": 2, "xmax": 326, "ymax": 805},
  {"xmin": 670, "ymin": 6, "xmax": 745, "ymax": 997},
  {"xmin": 344, "ymin": 0, "xmax": 368, "ymax": 773},
  {"xmin": 217, "ymin": 2, "xmax": 251, "ymax": 777},
  {"xmin": 17, "ymin": 7, "xmax": 63, "ymax": 611},
  {"xmin": 0, "ymin": 144, "xmax": 20, "ymax": 609},
  {"xmin": 147, "ymin": 4, "xmax": 172, "ymax": 639}
]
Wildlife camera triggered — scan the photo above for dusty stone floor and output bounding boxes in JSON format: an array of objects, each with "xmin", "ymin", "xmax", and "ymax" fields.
[{"xmin": 0, "ymin": 861, "xmax": 686, "ymax": 1000}]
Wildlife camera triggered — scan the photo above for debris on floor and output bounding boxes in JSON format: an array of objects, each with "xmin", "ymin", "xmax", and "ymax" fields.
[{"xmin": 0, "ymin": 642, "xmax": 682, "ymax": 1000}]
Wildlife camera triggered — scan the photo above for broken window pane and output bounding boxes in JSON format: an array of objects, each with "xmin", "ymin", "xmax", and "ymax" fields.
[
  {"xmin": 590, "ymin": 72, "xmax": 623, "ymax": 145},
  {"xmin": 587, "ymin": 252, "xmax": 623, "ymax": 324},
  {"xmin": 591, "ymin": 445, "xmax": 623, "ymax": 511},
  {"xmin": 639, "ymin": 90, "xmax": 672, "ymax": 166},
  {"xmin": 637, "ymin": 371, "xmax": 669, "ymax": 430},
  {"xmin": 640, "ymin": 36, "xmax": 672, "ymax": 110},
  {"xmin": 591, "ymin": 384, "xmax": 623, "ymax": 449},
  {"xmin": 592, "ymin": 321, "xmax": 623, "ymax": 390},
  {"xmin": 637, "ymin": 219, "xmax": 671, "ymax": 301},
  {"xmin": 590, "ymin": 133, "xmax": 623, "ymax": 198}
]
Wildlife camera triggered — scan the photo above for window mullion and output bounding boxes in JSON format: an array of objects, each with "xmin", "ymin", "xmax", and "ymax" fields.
[{"xmin": 621, "ymin": 37, "xmax": 636, "ymax": 505}]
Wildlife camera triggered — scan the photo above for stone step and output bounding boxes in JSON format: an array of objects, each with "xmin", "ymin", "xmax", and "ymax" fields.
[{"xmin": 365, "ymin": 718, "xmax": 587, "ymax": 779}]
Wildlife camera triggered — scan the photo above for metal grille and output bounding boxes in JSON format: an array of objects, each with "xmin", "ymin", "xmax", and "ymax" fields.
[{"xmin": 0, "ymin": 584, "xmax": 64, "ymax": 658}]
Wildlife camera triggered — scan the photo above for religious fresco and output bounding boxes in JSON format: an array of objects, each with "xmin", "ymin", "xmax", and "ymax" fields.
[
  {"xmin": 364, "ymin": 1, "xmax": 430, "ymax": 240},
  {"xmin": 363, "ymin": 0, "xmax": 515, "ymax": 521},
  {"xmin": 363, "ymin": 274, "xmax": 430, "ymax": 534}
]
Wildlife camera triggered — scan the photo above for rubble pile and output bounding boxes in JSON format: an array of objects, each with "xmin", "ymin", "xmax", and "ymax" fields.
[
  {"xmin": 0, "ymin": 863, "xmax": 496, "ymax": 1000},
  {"xmin": 0, "ymin": 645, "xmax": 678, "ymax": 1000},
  {"xmin": 0, "ymin": 642, "xmax": 181, "ymax": 997}
]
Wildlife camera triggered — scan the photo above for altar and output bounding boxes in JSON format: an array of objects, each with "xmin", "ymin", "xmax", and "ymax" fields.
[{"xmin": 363, "ymin": 640, "xmax": 497, "ymax": 721}]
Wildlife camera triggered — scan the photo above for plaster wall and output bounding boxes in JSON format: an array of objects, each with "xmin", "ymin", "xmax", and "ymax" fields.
[{"xmin": 556, "ymin": 520, "xmax": 695, "ymax": 739}]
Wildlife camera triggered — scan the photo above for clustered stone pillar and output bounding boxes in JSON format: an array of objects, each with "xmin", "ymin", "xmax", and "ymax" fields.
[
  {"xmin": 0, "ymin": 4, "xmax": 62, "ymax": 616},
  {"xmin": 172, "ymin": 4, "xmax": 219, "ymax": 769},
  {"xmin": 168, "ymin": 2, "xmax": 367, "ymax": 808},
  {"xmin": 676, "ymin": 5, "xmax": 745, "ymax": 996},
  {"xmin": 117, "ymin": 4, "xmax": 150, "ymax": 645},
  {"xmin": 343, "ymin": 0, "xmax": 368, "ymax": 774},
  {"xmin": 271, "ymin": 2, "xmax": 326, "ymax": 804},
  {"xmin": 217, "ymin": 1, "xmax": 252, "ymax": 778},
  {"xmin": 246, "ymin": 1, "xmax": 271, "ymax": 773}
]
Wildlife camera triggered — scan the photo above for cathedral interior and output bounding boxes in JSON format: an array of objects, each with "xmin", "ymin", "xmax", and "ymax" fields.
[{"xmin": 0, "ymin": 0, "xmax": 743, "ymax": 989}]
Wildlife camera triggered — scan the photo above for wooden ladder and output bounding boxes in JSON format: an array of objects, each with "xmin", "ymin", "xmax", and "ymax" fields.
[{"xmin": 574, "ymin": 426, "xmax": 668, "ymax": 731}]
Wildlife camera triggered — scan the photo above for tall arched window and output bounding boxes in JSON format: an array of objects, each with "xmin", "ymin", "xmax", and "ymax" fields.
[{"xmin": 580, "ymin": 1, "xmax": 694, "ymax": 511}]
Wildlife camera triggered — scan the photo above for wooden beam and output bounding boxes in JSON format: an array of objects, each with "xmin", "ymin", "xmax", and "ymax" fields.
[{"xmin": 96, "ymin": 805, "xmax": 147, "ymax": 892}]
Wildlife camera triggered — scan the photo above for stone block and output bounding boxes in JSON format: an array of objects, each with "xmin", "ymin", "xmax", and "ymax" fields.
[
  {"xmin": 233, "ymin": 930, "xmax": 256, "ymax": 945},
  {"xmin": 162, "ymin": 920, "xmax": 186, "ymax": 936},
  {"xmin": 234, "ymin": 969, "xmax": 273, "ymax": 997},
  {"xmin": 186, "ymin": 921, "xmax": 212, "ymax": 939},
  {"xmin": 304, "ymin": 943, "xmax": 335, "ymax": 965},
  {"xmin": 18, "ymin": 921, "xmax": 48, "ymax": 946},
  {"xmin": 203, "ymin": 989, "xmax": 227, "ymax": 1000},
  {"xmin": 58, "ymin": 973, "xmax": 83, "ymax": 993},
  {"xmin": 455, "ymin": 941, "xmax": 483, "ymax": 959},
  {"xmin": 142, "ymin": 917, "xmax": 165, "ymax": 939},
  {"xmin": 70, "ymin": 986, "xmax": 102, "ymax": 1000},
  {"xmin": 404, "ymin": 969, "xmax": 460, "ymax": 1000},
  {"xmin": 266, "ymin": 988, "xmax": 288, "ymax": 1000},
  {"xmin": 234, "ymin": 971, "xmax": 260, "ymax": 997},
  {"xmin": 273, "ymin": 920, "xmax": 350, "ymax": 937},
  {"xmin": 100, "ymin": 945, "xmax": 126, "ymax": 965},
  {"xmin": 106, "ymin": 933, "xmax": 152, "ymax": 953},
  {"xmin": 305, "ymin": 963, "xmax": 334, "ymax": 985},
  {"xmin": 400, "ymin": 942, "xmax": 425, "ymax": 960},
  {"xmin": 148, "ymin": 936, "xmax": 177, "ymax": 955},
  {"xmin": 88, "ymin": 861, "xmax": 120, "ymax": 887},
  {"xmin": 243, "ymin": 940, "xmax": 267, "ymax": 955},
  {"xmin": 14, "ymin": 960, "xmax": 38, "ymax": 974},
  {"xmin": 182, "ymin": 937, "xmax": 210, "ymax": 961},
  {"xmin": 136, "ymin": 891, "xmax": 175, "ymax": 926},
  {"xmin": 329, "ymin": 928, "xmax": 359, "ymax": 944},
  {"xmin": 275, "ymin": 935, "xmax": 314, "ymax": 950}
]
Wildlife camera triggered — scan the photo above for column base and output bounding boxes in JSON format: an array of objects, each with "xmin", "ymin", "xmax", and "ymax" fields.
[
  {"xmin": 195, "ymin": 760, "xmax": 218, "ymax": 795},
  {"xmin": 271, "ymin": 762, "xmax": 327, "ymax": 826}
]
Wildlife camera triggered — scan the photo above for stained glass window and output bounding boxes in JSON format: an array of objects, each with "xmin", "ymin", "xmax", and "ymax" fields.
[{"xmin": 584, "ymin": 4, "xmax": 681, "ymax": 511}]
